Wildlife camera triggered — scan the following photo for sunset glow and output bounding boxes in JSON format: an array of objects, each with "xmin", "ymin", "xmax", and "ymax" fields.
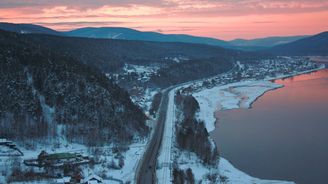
[{"xmin": 0, "ymin": 0, "xmax": 328, "ymax": 40}]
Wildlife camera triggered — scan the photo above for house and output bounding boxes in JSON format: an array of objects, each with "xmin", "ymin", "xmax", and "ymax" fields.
[
  {"xmin": 0, "ymin": 138, "xmax": 8, "ymax": 144},
  {"xmin": 24, "ymin": 151, "xmax": 90, "ymax": 178},
  {"xmin": 82, "ymin": 174, "xmax": 103, "ymax": 184},
  {"xmin": 0, "ymin": 139, "xmax": 23, "ymax": 156}
]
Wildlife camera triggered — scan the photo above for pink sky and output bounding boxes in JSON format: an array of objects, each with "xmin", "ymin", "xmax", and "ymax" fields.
[{"xmin": 0, "ymin": 0, "xmax": 328, "ymax": 40}]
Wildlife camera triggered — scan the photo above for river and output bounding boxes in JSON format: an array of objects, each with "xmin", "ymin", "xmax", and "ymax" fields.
[{"xmin": 211, "ymin": 69, "xmax": 328, "ymax": 184}]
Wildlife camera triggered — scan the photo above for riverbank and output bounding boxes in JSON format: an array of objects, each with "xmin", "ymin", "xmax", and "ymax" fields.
[
  {"xmin": 189, "ymin": 66, "xmax": 325, "ymax": 183},
  {"xmin": 210, "ymin": 68, "xmax": 328, "ymax": 184},
  {"xmin": 193, "ymin": 65, "xmax": 325, "ymax": 132},
  {"xmin": 193, "ymin": 80, "xmax": 283, "ymax": 132}
]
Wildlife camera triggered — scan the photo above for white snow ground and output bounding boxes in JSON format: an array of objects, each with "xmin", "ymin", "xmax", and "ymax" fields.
[
  {"xmin": 123, "ymin": 64, "xmax": 159, "ymax": 82},
  {"xmin": 176, "ymin": 151, "xmax": 293, "ymax": 184},
  {"xmin": 0, "ymin": 139, "xmax": 147, "ymax": 183},
  {"xmin": 193, "ymin": 80, "xmax": 282, "ymax": 132},
  {"xmin": 218, "ymin": 158, "xmax": 293, "ymax": 184},
  {"xmin": 91, "ymin": 142, "xmax": 147, "ymax": 183}
]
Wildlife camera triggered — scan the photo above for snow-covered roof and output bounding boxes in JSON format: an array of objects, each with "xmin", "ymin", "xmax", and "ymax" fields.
[
  {"xmin": 0, "ymin": 138, "xmax": 8, "ymax": 143},
  {"xmin": 56, "ymin": 176, "xmax": 71, "ymax": 183},
  {"xmin": 82, "ymin": 174, "xmax": 103, "ymax": 183}
]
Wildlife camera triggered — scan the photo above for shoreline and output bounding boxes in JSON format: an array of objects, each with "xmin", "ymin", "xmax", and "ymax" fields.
[
  {"xmin": 190, "ymin": 66, "xmax": 325, "ymax": 184},
  {"xmin": 193, "ymin": 80, "xmax": 283, "ymax": 132},
  {"xmin": 267, "ymin": 64, "xmax": 326, "ymax": 81},
  {"xmin": 247, "ymin": 85, "xmax": 283, "ymax": 109},
  {"xmin": 248, "ymin": 65, "xmax": 326, "ymax": 109},
  {"xmin": 249, "ymin": 65, "xmax": 326, "ymax": 109}
]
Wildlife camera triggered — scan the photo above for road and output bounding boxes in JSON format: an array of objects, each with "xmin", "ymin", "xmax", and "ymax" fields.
[
  {"xmin": 136, "ymin": 87, "xmax": 171, "ymax": 184},
  {"xmin": 136, "ymin": 64, "xmax": 237, "ymax": 184}
]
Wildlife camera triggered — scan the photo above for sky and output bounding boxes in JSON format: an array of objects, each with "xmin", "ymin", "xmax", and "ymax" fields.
[{"xmin": 0, "ymin": 0, "xmax": 328, "ymax": 40}]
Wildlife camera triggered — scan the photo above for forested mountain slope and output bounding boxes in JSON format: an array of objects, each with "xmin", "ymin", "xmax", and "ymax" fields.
[
  {"xmin": 229, "ymin": 35, "xmax": 308, "ymax": 47},
  {"xmin": 18, "ymin": 33, "xmax": 270, "ymax": 88},
  {"xmin": 0, "ymin": 30, "xmax": 148, "ymax": 145},
  {"xmin": 65, "ymin": 27, "xmax": 232, "ymax": 48},
  {"xmin": 268, "ymin": 31, "xmax": 328, "ymax": 56},
  {"xmin": 20, "ymin": 33, "xmax": 240, "ymax": 73},
  {"xmin": 0, "ymin": 22, "xmax": 62, "ymax": 36}
]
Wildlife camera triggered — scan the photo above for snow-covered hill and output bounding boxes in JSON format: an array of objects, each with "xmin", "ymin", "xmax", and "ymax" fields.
[
  {"xmin": 65, "ymin": 27, "xmax": 232, "ymax": 48},
  {"xmin": 0, "ymin": 29, "xmax": 149, "ymax": 183}
]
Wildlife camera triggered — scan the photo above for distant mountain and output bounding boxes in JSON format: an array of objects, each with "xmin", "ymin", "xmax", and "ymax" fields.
[
  {"xmin": 229, "ymin": 35, "xmax": 309, "ymax": 47},
  {"xmin": 64, "ymin": 27, "xmax": 232, "ymax": 48},
  {"xmin": 268, "ymin": 31, "xmax": 328, "ymax": 56},
  {"xmin": 19, "ymin": 30, "xmax": 245, "ymax": 73},
  {"xmin": 0, "ymin": 22, "xmax": 62, "ymax": 36},
  {"xmin": 0, "ymin": 30, "xmax": 148, "ymax": 145},
  {"xmin": 18, "ymin": 31, "xmax": 269, "ymax": 88},
  {"xmin": 0, "ymin": 26, "xmax": 269, "ymax": 89}
]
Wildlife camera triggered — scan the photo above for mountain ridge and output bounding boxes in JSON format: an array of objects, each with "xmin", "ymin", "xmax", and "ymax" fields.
[
  {"xmin": 0, "ymin": 22, "xmax": 320, "ymax": 51},
  {"xmin": 229, "ymin": 35, "xmax": 309, "ymax": 47},
  {"xmin": 64, "ymin": 27, "xmax": 232, "ymax": 48},
  {"xmin": 0, "ymin": 22, "xmax": 62, "ymax": 36},
  {"xmin": 267, "ymin": 31, "xmax": 328, "ymax": 55}
]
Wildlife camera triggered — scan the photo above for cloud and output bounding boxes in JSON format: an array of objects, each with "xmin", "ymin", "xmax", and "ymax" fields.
[
  {"xmin": 34, "ymin": 21, "xmax": 128, "ymax": 27},
  {"xmin": 0, "ymin": 0, "xmax": 169, "ymax": 9},
  {"xmin": 162, "ymin": 0, "xmax": 328, "ymax": 16},
  {"xmin": 2, "ymin": 0, "xmax": 328, "ymax": 18},
  {"xmin": 0, "ymin": 0, "xmax": 327, "ymax": 39},
  {"xmin": 253, "ymin": 21, "xmax": 276, "ymax": 24}
]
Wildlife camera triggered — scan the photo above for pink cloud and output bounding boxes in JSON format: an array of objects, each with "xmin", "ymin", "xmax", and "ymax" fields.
[{"xmin": 0, "ymin": 0, "xmax": 327, "ymax": 39}]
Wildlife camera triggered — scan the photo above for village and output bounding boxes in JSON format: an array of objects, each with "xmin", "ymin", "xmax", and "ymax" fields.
[
  {"xmin": 108, "ymin": 56, "xmax": 323, "ymax": 112},
  {"xmin": 0, "ymin": 139, "xmax": 123, "ymax": 184},
  {"xmin": 179, "ymin": 57, "xmax": 322, "ymax": 94}
]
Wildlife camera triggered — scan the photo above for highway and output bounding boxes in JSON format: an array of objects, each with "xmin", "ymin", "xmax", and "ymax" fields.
[
  {"xmin": 136, "ymin": 87, "xmax": 171, "ymax": 184},
  {"xmin": 136, "ymin": 64, "xmax": 237, "ymax": 184}
]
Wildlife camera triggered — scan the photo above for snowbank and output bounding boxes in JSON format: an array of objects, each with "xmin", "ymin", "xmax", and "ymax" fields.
[
  {"xmin": 218, "ymin": 158, "xmax": 294, "ymax": 184},
  {"xmin": 193, "ymin": 80, "xmax": 282, "ymax": 132},
  {"xmin": 103, "ymin": 142, "xmax": 147, "ymax": 182},
  {"xmin": 177, "ymin": 152, "xmax": 294, "ymax": 184}
]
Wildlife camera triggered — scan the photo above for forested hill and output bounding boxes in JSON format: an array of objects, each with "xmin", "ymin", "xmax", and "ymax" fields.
[
  {"xmin": 0, "ymin": 22, "xmax": 62, "ymax": 36},
  {"xmin": 19, "ymin": 32, "xmax": 240, "ymax": 73},
  {"xmin": 267, "ymin": 31, "xmax": 328, "ymax": 56},
  {"xmin": 0, "ymin": 30, "xmax": 148, "ymax": 145},
  {"xmin": 11, "ymin": 31, "xmax": 270, "ymax": 89},
  {"xmin": 16, "ymin": 29, "xmax": 270, "ymax": 72},
  {"xmin": 65, "ymin": 27, "xmax": 232, "ymax": 48},
  {"xmin": 0, "ymin": 27, "xmax": 272, "ymax": 91}
]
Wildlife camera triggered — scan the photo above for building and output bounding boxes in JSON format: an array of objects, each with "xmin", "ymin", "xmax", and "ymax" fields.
[
  {"xmin": 56, "ymin": 176, "xmax": 71, "ymax": 184},
  {"xmin": 82, "ymin": 174, "xmax": 103, "ymax": 184}
]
